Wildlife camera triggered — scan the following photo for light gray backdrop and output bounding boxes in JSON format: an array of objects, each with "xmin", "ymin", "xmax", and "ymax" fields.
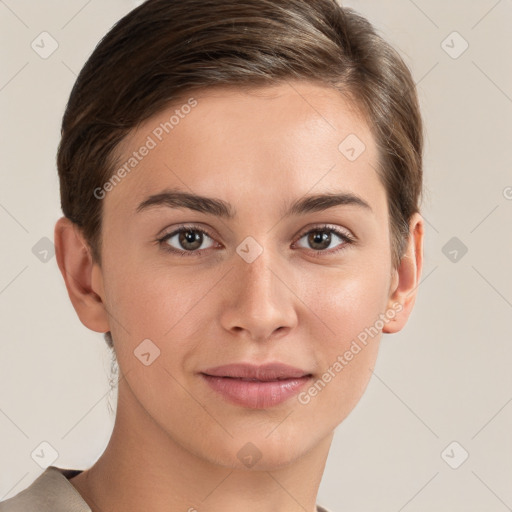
[{"xmin": 0, "ymin": 1, "xmax": 511, "ymax": 511}]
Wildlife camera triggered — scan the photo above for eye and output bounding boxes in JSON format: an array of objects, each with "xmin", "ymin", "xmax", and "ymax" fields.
[
  {"xmin": 157, "ymin": 225, "xmax": 218, "ymax": 256},
  {"xmin": 293, "ymin": 225, "xmax": 355, "ymax": 256},
  {"xmin": 156, "ymin": 223, "xmax": 355, "ymax": 258}
]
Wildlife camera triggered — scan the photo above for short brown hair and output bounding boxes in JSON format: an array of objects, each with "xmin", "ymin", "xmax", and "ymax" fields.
[{"xmin": 57, "ymin": 0, "xmax": 423, "ymax": 347}]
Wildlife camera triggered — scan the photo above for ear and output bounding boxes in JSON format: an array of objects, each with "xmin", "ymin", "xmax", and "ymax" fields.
[
  {"xmin": 54, "ymin": 216, "xmax": 110, "ymax": 334},
  {"xmin": 383, "ymin": 212, "xmax": 424, "ymax": 334}
]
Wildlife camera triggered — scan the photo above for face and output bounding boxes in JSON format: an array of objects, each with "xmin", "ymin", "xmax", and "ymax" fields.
[{"xmin": 89, "ymin": 81, "xmax": 405, "ymax": 469}]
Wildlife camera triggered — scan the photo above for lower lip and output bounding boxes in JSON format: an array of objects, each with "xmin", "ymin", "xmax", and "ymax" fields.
[{"xmin": 201, "ymin": 374, "xmax": 312, "ymax": 409}]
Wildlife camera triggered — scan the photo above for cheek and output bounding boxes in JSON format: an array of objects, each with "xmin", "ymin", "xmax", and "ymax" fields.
[
  {"xmin": 296, "ymin": 264, "xmax": 390, "ymax": 416},
  {"xmin": 102, "ymin": 261, "xmax": 216, "ymax": 352},
  {"xmin": 300, "ymin": 260, "xmax": 391, "ymax": 344}
]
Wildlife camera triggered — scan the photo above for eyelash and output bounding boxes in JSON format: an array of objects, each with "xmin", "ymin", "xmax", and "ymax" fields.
[{"xmin": 156, "ymin": 224, "xmax": 356, "ymax": 258}]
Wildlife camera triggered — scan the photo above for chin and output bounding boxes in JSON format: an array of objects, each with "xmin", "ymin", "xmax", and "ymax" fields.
[{"xmin": 212, "ymin": 431, "xmax": 320, "ymax": 471}]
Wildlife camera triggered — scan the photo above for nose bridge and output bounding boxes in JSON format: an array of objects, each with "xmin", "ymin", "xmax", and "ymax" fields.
[
  {"xmin": 242, "ymin": 245, "xmax": 275, "ymax": 294},
  {"xmin": 220, "ymin": 239, "xmax": 297, "ymax": 340},
  {"xmin": 236, "ymin": 241, "xmax": 281, "ymax": 307}
]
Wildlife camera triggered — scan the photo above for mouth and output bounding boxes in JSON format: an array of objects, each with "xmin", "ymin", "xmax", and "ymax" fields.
[
  {"xmin": 199, "ymin": 362, "xmax": 313, "ymax": 408},
  {"xmin": 200, "ymin": 362, "xmax": 312, "ymax": 380},
  {"xmin": 208, "ymin": 376, "xmax": 303, "ymax": 381}
]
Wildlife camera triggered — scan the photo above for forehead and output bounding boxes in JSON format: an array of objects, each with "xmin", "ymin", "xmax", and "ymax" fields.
[{"xmin": 104, "ymin": 81, "xmax": 384, "ymax": 220}]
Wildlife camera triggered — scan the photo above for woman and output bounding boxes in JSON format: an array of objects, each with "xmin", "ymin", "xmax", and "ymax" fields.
[{"xmin": 0, "ymin": 0, "xmax": 424, "ymax": 511}]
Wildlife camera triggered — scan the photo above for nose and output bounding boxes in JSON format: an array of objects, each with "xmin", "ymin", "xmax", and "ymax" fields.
[{"xmin": 219, "ymin": 246, "xmax": 298, "ymax": 342}]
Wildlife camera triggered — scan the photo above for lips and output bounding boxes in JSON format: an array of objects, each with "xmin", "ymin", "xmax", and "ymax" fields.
[
  {"xmin": 199, "ymin": 362, "xmax": 313, "ymax": 409},
  {"xmin": 200, "ymin": 362, "xmax": 311, "ymax": 381}
]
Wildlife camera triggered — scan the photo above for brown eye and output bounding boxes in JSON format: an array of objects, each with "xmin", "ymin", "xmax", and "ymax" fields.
[
  {"xmin": 177, "ymin": 229, "xmax": 204, "ymax": 251},
  {"xmin": 158, "ymin": 226, "xmax": 216, "ymax": 255},
  {"xmin": 306, "ymin": 230, "xmax": 333, "ymax": 250},
  {"xmin": 294, "ymin": 225, "xmax": 355, "ymax": 256}
]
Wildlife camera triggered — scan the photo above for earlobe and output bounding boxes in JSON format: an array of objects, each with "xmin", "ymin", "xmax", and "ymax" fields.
[
  {"xmin": 383, "ymin": 213, "xmax": 424, "ymax": 334},
  {"xmin": 54, "ymin": 216, "xmax": 111, "ymax": 334}
]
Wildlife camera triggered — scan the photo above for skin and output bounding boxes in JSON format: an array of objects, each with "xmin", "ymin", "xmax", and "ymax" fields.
[{"xmin": 54, "ymin": 80, "xmax": 423, "ymax": 512}]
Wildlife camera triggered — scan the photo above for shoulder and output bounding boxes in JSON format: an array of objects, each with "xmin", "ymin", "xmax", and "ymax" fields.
[
  {"xmin": 316, "ymin": 504, "xmax": 335, "ymax": 512},
  {"xmin": 1, "ymin": 467, "xmax": 331, "ymax": 512},
  {"xmin": 0, "ymin": 466, "xmax": 89, "ymax": 512}
]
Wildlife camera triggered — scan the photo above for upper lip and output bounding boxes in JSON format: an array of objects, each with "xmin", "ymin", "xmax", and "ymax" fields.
[{"xmin": 200, "ymin": 363, "xmax": 312, "ymax": 381}]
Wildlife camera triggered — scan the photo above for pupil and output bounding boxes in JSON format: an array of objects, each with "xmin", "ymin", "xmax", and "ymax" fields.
[
  {"xmin": 310, "ymin": 231, "xmax": 330, "ymax": 249},
  {"xmin": 181, "ymin": 230, "xmax": 202, "ymax": 250}
]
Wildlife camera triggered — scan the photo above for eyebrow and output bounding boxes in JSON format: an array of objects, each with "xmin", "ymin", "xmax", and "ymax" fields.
[{"xmin": 135, "ymin": 188, "xmax": 372, "ymax": 218}]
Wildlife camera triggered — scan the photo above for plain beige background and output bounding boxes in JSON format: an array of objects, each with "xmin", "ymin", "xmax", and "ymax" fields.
[{"xmin": 0, "ymin": 1, "xmax": 511, "ymax": 510}]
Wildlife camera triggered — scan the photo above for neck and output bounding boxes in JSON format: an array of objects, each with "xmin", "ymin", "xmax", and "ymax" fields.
[{"xmin": 69, "ymin": 377, "xmax": 333, "ymax": 512}]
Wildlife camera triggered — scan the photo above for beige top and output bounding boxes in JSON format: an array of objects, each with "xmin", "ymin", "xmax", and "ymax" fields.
[{"xmin": 0, "ymin": 466, "xmax": 334, "ymax": 512}]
